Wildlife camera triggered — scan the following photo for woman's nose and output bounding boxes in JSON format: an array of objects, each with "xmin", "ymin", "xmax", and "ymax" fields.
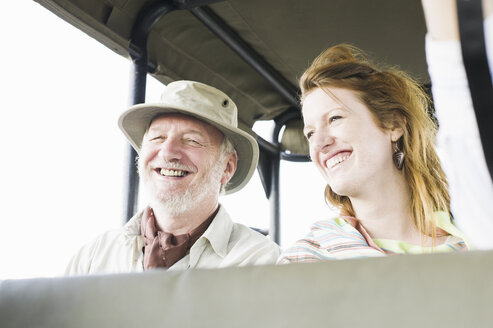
[{"xmin": 310, "ymin": 130, "xmax": 335, "ymax": 154}]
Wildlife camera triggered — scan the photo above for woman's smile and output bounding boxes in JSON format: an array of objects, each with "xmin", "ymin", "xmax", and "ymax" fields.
[{"xmin": 325, "ymin": 151, "xmax": 352, "ymax": 170}]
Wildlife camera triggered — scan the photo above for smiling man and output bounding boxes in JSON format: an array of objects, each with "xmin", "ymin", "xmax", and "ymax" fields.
[{"xmin": 66, "ymin": 80, "xmax": 280, "ymax": 274}]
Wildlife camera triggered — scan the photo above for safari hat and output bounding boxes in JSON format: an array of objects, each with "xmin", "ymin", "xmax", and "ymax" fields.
[{"xmin": 118, "ymin": 80, "xmax": 259, "ymax": 194}]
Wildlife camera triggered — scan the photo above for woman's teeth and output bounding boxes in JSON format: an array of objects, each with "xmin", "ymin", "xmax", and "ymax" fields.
[{"xmin": 327, "ymin": 153, "xmax": 350, "ymax": 169}]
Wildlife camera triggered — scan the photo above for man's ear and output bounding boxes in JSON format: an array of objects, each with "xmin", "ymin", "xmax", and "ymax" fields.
[
  {"xmin": 390, "ymin": 112, "xmax": 406, "ymax": 142},
  {"xmin": 221, "ymin": 152, "xmax": 238, "ymax": 185}
]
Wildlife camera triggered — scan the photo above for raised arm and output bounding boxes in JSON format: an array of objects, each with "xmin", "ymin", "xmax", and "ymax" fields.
[
  {"xmin": 421, "ymin": 0, "xmax": 493, "ymax": 249},
  {"xmin": 421, "ymin": 0, "xmax": 460, "ymax": 41}
]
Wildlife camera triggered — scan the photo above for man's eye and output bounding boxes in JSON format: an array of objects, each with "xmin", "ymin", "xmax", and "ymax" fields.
[
  {"xmin": 305, "ymin": 131, "xmax": 314, "ymax": 140},
  {"xmin": 186, "ymin": 138, "xmax": 201, "ymax": 146},
  {"xmin": 150, "ymin": 136, "xmax": 165, "ymax": 141}
]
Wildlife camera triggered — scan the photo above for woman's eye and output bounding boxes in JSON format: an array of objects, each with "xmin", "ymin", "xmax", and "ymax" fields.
[
  {"xmin": 329, "ymin": 115, "xmax": 342, "ymax": 123},
  {"xmin": 305, "ymin": 131, "xmax": 314, "ymax": 140}
]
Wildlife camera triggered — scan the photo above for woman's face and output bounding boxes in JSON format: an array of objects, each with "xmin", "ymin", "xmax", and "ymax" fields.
[{"xmin": 302, "ymin": 87, "xmax": 400, "ymax": 198}]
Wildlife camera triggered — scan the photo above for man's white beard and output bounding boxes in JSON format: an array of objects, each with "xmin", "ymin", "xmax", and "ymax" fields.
[{"xmin": 142, "ymin": 158, "xmax": 225, "ymax": 217}]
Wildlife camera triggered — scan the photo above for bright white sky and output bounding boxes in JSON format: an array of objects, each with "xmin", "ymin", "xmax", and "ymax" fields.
[{"xmin": 0, "ymin": 0, "xmax": 334, "ymax": 279}]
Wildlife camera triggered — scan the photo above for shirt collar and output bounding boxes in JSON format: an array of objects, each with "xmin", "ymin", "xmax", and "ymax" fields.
[
  {"xmin": 123, "ymin": 209, "xmax": 144, "ymax": 236},
  {"xmin": 434, "ymin": 211, "xmax": 472, "ymax": 249},
  {"xmin": 198, "ymin": 204, "xmax": 232, "ymax": 258},
  {"xmin": 124, "ymin": 204, "xmax": 233, "ymax": 258},
  {"xmin": 122, "ymin": 210, "xmax": 144, "ymax": 252}
]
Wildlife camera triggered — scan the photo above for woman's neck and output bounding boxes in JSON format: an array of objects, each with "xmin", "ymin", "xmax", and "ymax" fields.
[{"xmin": 349, "ymin": 170, "xmax": 422, "ymax": 243}]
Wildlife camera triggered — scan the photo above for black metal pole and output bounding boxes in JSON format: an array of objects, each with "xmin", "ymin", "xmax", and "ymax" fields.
[
  {"xmin": 124, "ymin": 2, "xmax": 176, "ymax": 222},
  {"xmin": 191, "ymin": 4, "xmax": 310, "ymax": 165},
  {"xmin": 123, "ymin": 56, "xmax": 147, "ymax": 223},
  {"xmin": 190, "ymin": 6, "xmax": 299, "ymax": 107},
  {"xmin": 269, "ymin": 151, "xmax": 281, "ymax": 244},
  {"xmin": 268, "ymin": 120, "xmax": 289, "ymax": 244},
  {"xmin": 129, "ymin": 2, "xmax": 176, "ymax": 58}
]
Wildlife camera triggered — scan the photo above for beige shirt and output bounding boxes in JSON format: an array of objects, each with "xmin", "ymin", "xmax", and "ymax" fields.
[{"xmin": 66, "ymin": 205, "xmax": 280, "ymax": 275}]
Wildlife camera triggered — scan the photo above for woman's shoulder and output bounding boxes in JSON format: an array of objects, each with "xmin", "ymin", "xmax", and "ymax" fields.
[
  {"xmin": 433, "ymin": 211, "xmax": 473, "ymax": 250},
  {"xmin": 277, "ymin": 217, "xmax": 383, "ymax": 264},
  {"xmin": 308, "ymin": 217, "xmax": 362, "ymax": 237},
  {"xmin": 310, "ymin": 217, "xmax": 349, "ymax": 229}
]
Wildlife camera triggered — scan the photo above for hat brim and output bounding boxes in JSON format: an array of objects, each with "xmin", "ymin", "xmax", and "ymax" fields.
[{"xmin": 118, "ymin": 102, "xmax": 259, "ymax": 195}]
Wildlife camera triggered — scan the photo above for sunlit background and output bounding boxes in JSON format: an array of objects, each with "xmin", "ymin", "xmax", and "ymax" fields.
[{"xmin": 0, "ymin": 0, "xmax": 335, "ymax": 279}]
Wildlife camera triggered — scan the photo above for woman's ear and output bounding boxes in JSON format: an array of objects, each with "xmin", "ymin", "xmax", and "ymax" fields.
[{"xmin": 390, "ymin": 112, "xmax": 406, "ymax": 142}]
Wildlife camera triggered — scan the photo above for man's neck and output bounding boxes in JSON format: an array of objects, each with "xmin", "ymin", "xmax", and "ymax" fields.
[{"xmin": 150, "ymin": 199, "xmax": 219, "ymax": 235}]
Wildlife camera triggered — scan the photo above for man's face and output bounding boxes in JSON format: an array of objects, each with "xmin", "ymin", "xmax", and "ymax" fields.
[{"xmin": 138, "ymin": 113, "xmax": 228, "ymax": 213}]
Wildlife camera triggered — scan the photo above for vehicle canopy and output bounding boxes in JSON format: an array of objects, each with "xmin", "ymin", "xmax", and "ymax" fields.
[
  {"xmin": 35, "ymin": 0, "xmax": 443, "ymax": 242},
  {"xmin": 36, "ymin": 0, "xmax": 430, "ymax": 128}
]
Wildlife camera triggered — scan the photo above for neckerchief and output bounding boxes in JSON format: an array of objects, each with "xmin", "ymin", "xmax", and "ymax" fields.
[{"xmin": 141, "ymin": 206, "xmax": 217, "ymax": 269}]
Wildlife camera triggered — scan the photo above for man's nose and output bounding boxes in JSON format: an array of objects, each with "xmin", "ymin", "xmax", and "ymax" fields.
[
  {"xmin": 157, "ymin": 137, "xmax": 183, "ymax": 161},
  {"xmin": 310, "ymin": 129, "xmax": 335, "ymax": 154}
]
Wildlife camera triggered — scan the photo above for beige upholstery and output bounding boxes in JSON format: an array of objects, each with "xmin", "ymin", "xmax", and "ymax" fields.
[{"xmin": 1, "ymin": 251, "xmax": 492, "ymax": 327}]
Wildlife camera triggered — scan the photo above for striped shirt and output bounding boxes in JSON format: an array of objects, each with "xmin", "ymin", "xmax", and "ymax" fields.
[{"xmin": 277, "ymin": 211, "xmax": 469, "ymax": 264}]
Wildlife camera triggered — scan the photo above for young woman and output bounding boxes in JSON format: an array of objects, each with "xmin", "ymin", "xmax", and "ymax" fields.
[{"xmin": 278, "ymin": 44, "xmax": 470, "ymax": 263}]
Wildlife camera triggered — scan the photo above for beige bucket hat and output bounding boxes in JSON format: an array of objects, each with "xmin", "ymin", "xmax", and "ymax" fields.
[{"xmin": 118, "ymin": 80, "xmax": 259, "ymax": 194}]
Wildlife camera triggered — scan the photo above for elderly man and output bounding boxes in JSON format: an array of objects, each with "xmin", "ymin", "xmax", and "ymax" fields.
[{"xmin": 66, "ymin": 80, "xmax": 280, "ymax": 274}]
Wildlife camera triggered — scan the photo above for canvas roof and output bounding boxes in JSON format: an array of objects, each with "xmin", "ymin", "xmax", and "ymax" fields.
[{"xmin": 35, "ymin": 0, "xmax": 428, "ymax": 154}]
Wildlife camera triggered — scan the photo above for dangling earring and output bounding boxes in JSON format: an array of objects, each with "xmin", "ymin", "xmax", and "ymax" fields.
[{"xmin": 392, "ymin": 141, "xmax": 404, "ymax": 170}]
